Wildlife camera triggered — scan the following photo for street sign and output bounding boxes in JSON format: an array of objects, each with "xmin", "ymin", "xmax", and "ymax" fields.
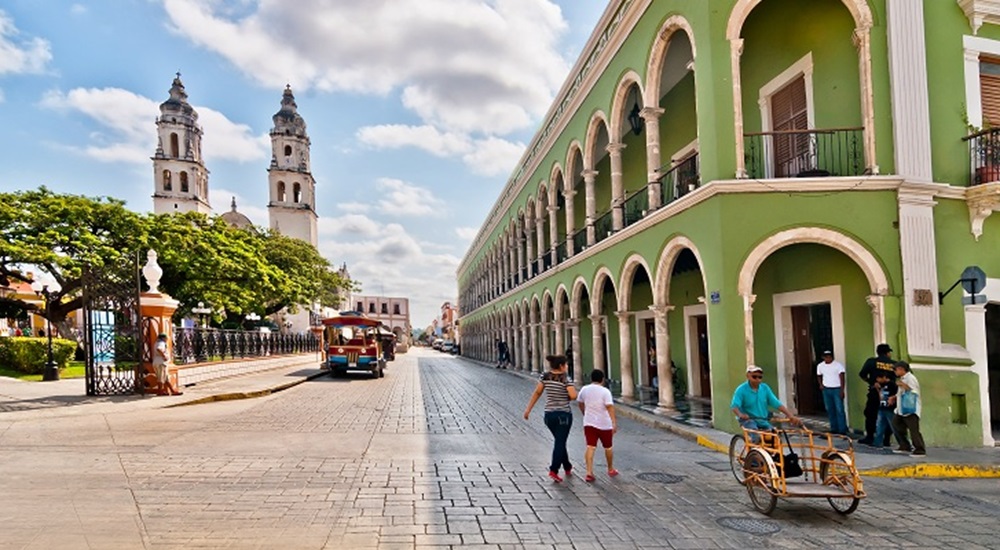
[
  {"xmin": 961, "ymin": 266, "xmax": 986, "ymax": 295},
  {"xmin": 962, "ymin": 294, "xmax": 988, "ymax": 306}
]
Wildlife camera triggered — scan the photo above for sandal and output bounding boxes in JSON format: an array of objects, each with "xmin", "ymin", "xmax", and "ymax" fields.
[
  {"xmin": 607, "ymin": 469, "xmax": 619, "ymax": 477},
  {"xmin": 585, "ymin": 474, "xmax": 596, "ymax": 482},
  {"xmin": 548, "ymin": 471, "xmax": 563, "ymax": 483}
]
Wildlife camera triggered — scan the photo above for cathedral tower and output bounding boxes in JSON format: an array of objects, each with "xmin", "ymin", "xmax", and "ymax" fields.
[
  {"xmin": 267, "ymin": 85, "xmax": 318, "ymax": 246},
  {"xmin": 152, "ymin": 73, "xmax": 211, "ymax": 215}
]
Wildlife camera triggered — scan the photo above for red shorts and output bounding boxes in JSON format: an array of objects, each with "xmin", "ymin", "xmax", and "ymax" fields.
[{"xmin": 584, "ymin": 425, "xmax": 613, "ymax": 448}]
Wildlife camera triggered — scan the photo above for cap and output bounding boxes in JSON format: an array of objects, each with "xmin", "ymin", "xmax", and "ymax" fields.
[
  {"xmin": 822, "ymin": 350, "xmax": 833, "ymax": 356},
  {"xmin": 876, "ymin": 343, "xmax": 892, "ymax": 354},
  {"xmin": 746, "ymin": 364, "xmax": 763, "ymax": 373},
  {"xmin": 157, "ymin": 333, "xmax": 167, "ymax": 338}
]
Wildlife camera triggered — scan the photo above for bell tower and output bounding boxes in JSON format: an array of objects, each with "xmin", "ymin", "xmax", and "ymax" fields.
[
  {"xmin": 267, "ymin": 85, "xmax": 318, "ymax": 246},
  {"xmin": 152, "ymin": 73, "xmax": 211, "ymax": 215}
]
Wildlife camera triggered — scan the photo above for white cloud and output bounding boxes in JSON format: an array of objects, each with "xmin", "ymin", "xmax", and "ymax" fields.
[
  {"xmin": 357, "ymin": 124, "xmax": 471, "ymax": 158},
  {"xmin": 455, "ymin": 227, "xmax": 479, "ymax": 241},
  {"xmin": 162, "ymin": 0, "xmax": 569, "ymax": 136},
  {"xmin": 319, "ymin": 214, "xmax": 381, "ymax": 238},
  {"xmin": 462, "ymin": 137, "xmax": 525, "ymax": 176},
  {"xmin": 375, "ymin": 178, "xmax": 445, "ymax": 217},
  {"xmin": 210, "ymin": 188, "xmax": 268, "ymax": 227},
  {"xmin": 0, "ymin": 10, "xmax": 52, "ymax": 75},
  {"xmin": 39, "ymin": 87, "xmax": 267, "ymax": 164},
  {"xmin": 337, "ymin": 202, "xmax": 371, "ymax": 213}
]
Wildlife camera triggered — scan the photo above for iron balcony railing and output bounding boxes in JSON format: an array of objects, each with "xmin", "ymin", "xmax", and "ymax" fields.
[
  {"xmin": 623, "ymin": 185, "xmax": 650, "ymax": 228},
  {"xmin": 521, "ymin": 267, "xmax": 528, "ymax": 281},
  {"xmin": 555, "ymin": 240, "xmax": 567, "ymax": 263},
  {"xmin": 542, "ymin": 252, "xmax": 552, "ymax": 272},
  {"xmin": 744, "ymin": 127, "xmax": 863, "ymax": 180},
  {"xmin": 660, "ymin": 153, "xmax": 701, "ymax": 205},
  {"xmin": 572, "ymin": 228, "xmax": 588, "ymax": 253},
  {"xmin": 963, "ymin": 127, "xmax": 1000, "ymax": 186},
  {"xmin": 173, "ymin": 327, "xmax": 320, "ymax": 365},
  {"xmin": 593, "ymin": 211, "xmax": 614, "ymax": 243}
]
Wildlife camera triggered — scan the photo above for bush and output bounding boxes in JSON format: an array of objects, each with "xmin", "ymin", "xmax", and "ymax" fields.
[{"xmin": 0, "ymin": 337, "xmax": 77, "ymax": 375}]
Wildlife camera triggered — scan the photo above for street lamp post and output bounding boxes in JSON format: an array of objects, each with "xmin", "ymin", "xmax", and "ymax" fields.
[
  {"xmin": 245, "ymin": 312, "xmax": 260, "ymax": 331},
  {"xmin": 191, "ymin": 301, "xmax": 212, "ymax": 328},
  {"xmin": 30, "ymin": 275, "xmax": 62, "ymax": 381}
]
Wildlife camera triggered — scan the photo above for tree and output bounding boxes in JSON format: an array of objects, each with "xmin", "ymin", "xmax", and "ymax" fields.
[{"xmin": 0, "ymin": 188, "xmax": 145, "ymax": 338}]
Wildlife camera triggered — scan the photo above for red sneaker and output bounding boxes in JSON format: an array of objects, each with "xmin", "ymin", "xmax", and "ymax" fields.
[
  {"xmin": 608, "ymin": 469, "xmax": 619, "ymax": 477},
  {"xmin": 585, "ymin": 474, "xmax": 596, "ymax": 482},
  {"xmin": 548, "ymin": 471, "xmax": 563, "ymax": 483},
  {"xmin": 564, "ymin": 467, "xmax": 572, "ymax": 478}
]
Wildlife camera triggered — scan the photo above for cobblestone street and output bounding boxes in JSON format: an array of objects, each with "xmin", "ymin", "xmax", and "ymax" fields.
[{"xmin": 2, "ymin": 348, "xmax": 1000, "ymax": 549}]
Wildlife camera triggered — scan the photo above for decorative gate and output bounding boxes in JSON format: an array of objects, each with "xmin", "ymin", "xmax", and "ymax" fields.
[{"xmin": 82, "ymin": 253, "xmax": 143, "ymax": 396}]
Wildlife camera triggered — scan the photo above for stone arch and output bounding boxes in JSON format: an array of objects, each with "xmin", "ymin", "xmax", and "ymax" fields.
[
  {"xmin": 583, "ymin": 111, "xmax": 610, "ymax": 170},
  {"xmin": 591, "ymin": 267, "xmax": 619, "ymax": 316},
  {"xmin": 549, "ymin": 164, "xmax": 564, "ymax": 203},
  {"xmin": 554, "ymin": 284, "xmax": 570, "ymax": 321},
  {"xmin": 653, "ymin": 235, "xmax": 709, "ymax": 304},
  {"xmin": 618, "ymin": 253, "xmax": 655, "ymax": 311},
  {"xmin": 726, "ymin": 0, "xmax": 873, "ymax": 39},
  {"xmin": 565, "ymin": 141, "xmax": 584, "ymax": 188},
  {"xmin": 570, "ymin": 276, "xmax": 591, "ymax": 318},
  {"xmin": 645, "ymin": 15, "xmax": 698, "ymax": 103},
  {"xmin": 610, "ymin": 71, "xmax": 645, "ymax": 141}
]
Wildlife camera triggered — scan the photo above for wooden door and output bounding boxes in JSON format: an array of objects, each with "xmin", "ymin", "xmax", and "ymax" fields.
[
  {"xmin": 791, "ymin": 306, "xmax": 820, "ymax": 414},
  {"xmin": 696, "ymin": 315, "xmax": 711, "ymax": 398}
]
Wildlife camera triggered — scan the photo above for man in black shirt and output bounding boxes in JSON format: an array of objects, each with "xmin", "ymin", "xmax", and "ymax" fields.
[{"xmin": 858, "ymin": 343, "xmax": 896, "ymax": 445}]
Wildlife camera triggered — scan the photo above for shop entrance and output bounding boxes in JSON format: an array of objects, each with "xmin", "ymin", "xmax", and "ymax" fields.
[
  {"xmin": 986, "ymin": 304, "xmax": 1000, "ymax": 441},
  {"xmin": 790, "ymin": 303, "xmax": 833, "ymax": 415}
]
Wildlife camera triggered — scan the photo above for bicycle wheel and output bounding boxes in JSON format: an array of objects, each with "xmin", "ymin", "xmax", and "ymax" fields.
[
  {"xmin": 820, "ymin": 453, "xmax": 860, "ymax": 515},
  {"xmin": 744, "ymin": 449, "xmax": 778, "ymax": 515},
  {"xmin": 729, "ymin": 434, "xmax": 747, "ymax": 484}
]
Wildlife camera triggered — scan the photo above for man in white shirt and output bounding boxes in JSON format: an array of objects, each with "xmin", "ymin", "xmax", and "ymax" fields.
[
  {"xmin": 816, "ymin": 350, "xmax": 847, "ymax": 434},
  {"xmin": 577, "ymin": 369, "xmax": 618, "ymax": 482}
]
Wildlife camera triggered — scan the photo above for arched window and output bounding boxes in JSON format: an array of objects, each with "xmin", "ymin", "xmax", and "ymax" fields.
[
  {"xmin": 284, "ymin": 145, "xmax": 292, "ymax": 157},
  {"xmin": 277, "ymin": 181, "xmax": 286, "ymax": 202},
  {"xmin": 293, "ymin": 183, "xmax": 302, "ymax": 203},
  {"xmin": 180, "ymin": 172, "xmax": 189, "ymax": 193},
  {"xmin": 162, "ymin": 170, "xmax": 172, "ymax": 191},
  {"xmin": 170, "ymin": 133, "xmax": 179, "ymax": 158}
]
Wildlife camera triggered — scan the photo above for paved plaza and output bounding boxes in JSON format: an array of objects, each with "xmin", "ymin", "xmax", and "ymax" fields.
[{"xmin": 2, "ymin": 349, "xmax": 1000, "ymax": 549}]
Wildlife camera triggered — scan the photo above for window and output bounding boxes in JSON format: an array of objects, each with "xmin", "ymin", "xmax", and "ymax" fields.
[
  {"xmin": 284, "ymin": 144, "xmax": 292, "ymax": 157},
  {"xmin": 368, "ymin": 303, "xmax": 376, "ymax": 313},
  {"xmin": 180, "ymin": 171, "xmax": 189, "ymax": 193},
  {"xmin": 981, "ymin": 58, "xmax": 1000, "ymax": 127},
  {"xmin": 381, "ymin": 303, "xmax": 388, "ymax": 314},
  {"xmin": 277, "ymin": 181, "xmax": 286, "ymax": 202},
  {"xmin": 162, "ymin": 170, "xmax": 172, "ymax": 191},
  {"xmin": 770, "ymin": 75, "xmax": 810, "ymax": 177},
  {"xmin": 170, "ymin": 133, "xmax": 179, "ymax": 158},
  {"xmin": 393, "ymin": 304, "xmax": 401, "ymax": 315},
  {"xmin": 356, "ymin": 302, "xmax": 363, "ymax": 311},
  {"xmin": 293, "ymin": 182, "xmax": 302, "ymax": 203}
]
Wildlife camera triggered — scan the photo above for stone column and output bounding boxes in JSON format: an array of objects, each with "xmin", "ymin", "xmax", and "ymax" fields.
[
  {"xmin": 742, "ymin": 292, "xmax": 757, "ymax": 365},
  {"xmin": 553, "ymin": 320, "xmax": 565, "ymax": 362},
  {"xmin": 898, "ymin": 185, "xmax": 943, "ymax": 356},
  {"xmin": 643, "ymin": 107, "xmax": 666, "ymax": 209},
  {"xmin": 525, "ymin": 217, "xmax": 535, "ymax": 278},
  {"xmin": 590, "ymin": 314, "xmax": 605, "ymax": 380},
  {"xmin": 540, "ymin": 320, "xmax": 551, "ymax": 361},
  {"xmin": 608, "ymin": 143, "xmax": 626, "ymax": 231},
  {"xmin": 535, "ymin": 213, "xmax": 545, "ymax": 273},
  {"xmin": 965, "ymin": 303, "xmax": 995, "ymax": 446},
  {"xmin": 564, "ymin": 189, "xmax": 577, "ymax": 256},
  {"xmin": 729, "ymin": 38, "xmax": 747, "ymax": 178},
  {"xmin": 650, "ymin": 304, "xmax": 675, "ymax": 412},
  {"xmin": 569, "ymin": 317, "xmax": 583, "ymax": 389},
  {"xmin": 517, "ymin": 235, "xmax": 526, "ymax": 284},
  {"xmin": 615, "ymin": 310, "xmax": 635, "ymax": 401},
  {"xmin": 582, "ymin": 169, "xmax": 598, "ymax": 246},
  {"xmin": 529, "ymin": 322, "xmax": 540, "ymax": 373},
  {"xmin": 519, "ymin": 319, "xmax": 528, "ymax": 371},
  {"xmin": 139, "ymin": 250, "xmax": 181, "ymax": 396},
  {"xmin": 547, "ymin": 204, "xmax": 559, "ymax": 265}
]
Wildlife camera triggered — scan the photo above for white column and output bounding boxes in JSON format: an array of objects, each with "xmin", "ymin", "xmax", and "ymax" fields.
[
  {"xmin": 853, "ymin": 26, "xmax": 879, "ymax": 175},
  {"xmin": 583, "ymin": 170, "xmax": 598, "ymax": 245},
  {"xmin": 742, "ymin": 292, "xmax": 757, "ymax": 365},
  {"xmin": 616, "ymin": 310, "xmax": 635, "ymax": 400},
  {"xmin": 608, "ymin": 143, "xmax": 626, "ymax": 231},
  {"xmin": 730, "ymin": 38, "xmax": 748, "ymax": 179},
  {"xmin": 965, "ymin": 302, "xmax": 995, "ymax": 446},
  {"xmin": 643, "ymin": 107, "xmax": 666, "ymax": 209},
  {"xmin": 898, "ymin": 186, "xmax": 942, "ymax": 355},
  {"xmin": 650, "ymin": 304, "xmax": 675, "ymax": 411},
  {"xmin": 886, "ymin": 2, "xmax": 930, "ymax": 180}
]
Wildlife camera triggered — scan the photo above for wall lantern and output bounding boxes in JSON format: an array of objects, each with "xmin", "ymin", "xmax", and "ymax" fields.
[{"xmin": 628, "ymin": 99, "xmax": 643, "ymax": 136}]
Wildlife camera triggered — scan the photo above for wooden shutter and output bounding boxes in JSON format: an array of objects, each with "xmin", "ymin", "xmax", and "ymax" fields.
[
  {"xmin": 770, "ymin": 76, "xmax": 809, "ymax": 177},
  {"xmin": 981, "ymin": 58, "xmax": 1000, "ymax": 127}
]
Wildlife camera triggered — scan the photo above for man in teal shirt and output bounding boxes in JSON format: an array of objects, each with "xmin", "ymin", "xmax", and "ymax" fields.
[{"xmin": 731, "ymin": 364, "xmax": 800, "ymax": 430}]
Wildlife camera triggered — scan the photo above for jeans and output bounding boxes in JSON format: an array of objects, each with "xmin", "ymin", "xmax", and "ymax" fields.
[
  {"xmin": 739, "ymin": 417, "xmax": 772, "ymax": 444},
  {"xmin": 544, "ymin": 411, "xmax": 573, "ymax": 473},
  {"xmin": 822, "ymin": 387, "xmax": 847, "ymax": 434},
  {"xmin": 872, "ymin": 409, "xmax": 897, "ymax": 448},
  {"xmin": 862, "ymin": 386, "xmax": 879, "ymax": 441}
]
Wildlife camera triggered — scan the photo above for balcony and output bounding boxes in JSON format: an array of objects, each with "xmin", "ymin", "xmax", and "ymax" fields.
[
  {"xmin": 660, "ymin": 153, "xmax": 700, "ymax": 205},
  {"xmin": 556, "ymin": 240, "xmax": 567, "ymax": 264},
  {"xmin": 964, "ymin": 127, "xmax": 1000, "ymax": 186},
  {"xmin": 594, "ymin": 211, "xmax": 614, "ymax": 244},
  {"xmin": 744, "ymin": 127, "xmax": 863, "ymax": 180},
  {"xmin": 572, "ymin": 228, "xmax": 588, "ymax": 253},
  {"xmin": 623, "ymin": 185, "xmax": 649, "ymax": 228}
]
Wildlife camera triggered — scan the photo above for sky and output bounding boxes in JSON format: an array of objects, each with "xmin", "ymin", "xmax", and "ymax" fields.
[{"xmin": 0, "ymin": 0, "xmax": 607, "ymax": 329}]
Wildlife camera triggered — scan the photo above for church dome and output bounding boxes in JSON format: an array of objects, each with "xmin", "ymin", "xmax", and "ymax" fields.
[
  {"xmin": 159, "ymin": 73, "xmax": 198, "ymax": 121},
  {"xmin": 220, "ymin": 197, "xmax": 253, "ymax": 229},
  {"xmin": 272, "ymin": 85, "xmax": 307, "ymax": 137}
]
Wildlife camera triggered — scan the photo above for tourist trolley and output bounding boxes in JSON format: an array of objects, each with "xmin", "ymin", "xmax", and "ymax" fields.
[
  {"xmin": 728, "ymin": 419, "xmax": 866, "ymax": 515},
  {"xmin": 320, "ymin": 312, "xmax": 386, "ymax": 379}
]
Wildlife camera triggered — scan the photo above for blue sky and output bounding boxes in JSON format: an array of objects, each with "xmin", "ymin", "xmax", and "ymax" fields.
[{"xmin": 0, "ymin": 0, "xmax": 606, "ymax": 327}]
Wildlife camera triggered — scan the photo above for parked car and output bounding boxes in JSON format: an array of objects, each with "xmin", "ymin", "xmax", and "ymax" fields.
[
  {"xmin": 432, "ymin": 338, "xmax": 444, "ymax": 350},
  {"xmin": 441, "ymin": 341, "xmax": 455, "ymax": 354}
]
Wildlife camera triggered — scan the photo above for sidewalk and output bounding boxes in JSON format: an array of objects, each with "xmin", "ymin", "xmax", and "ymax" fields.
[
  {"xmin": 0, "ymin": 363, "xmax": 326, "ymax": 420},
  {"xmin": 471, "ymin": 357, "xmax": 1000, "ymax": 479}
]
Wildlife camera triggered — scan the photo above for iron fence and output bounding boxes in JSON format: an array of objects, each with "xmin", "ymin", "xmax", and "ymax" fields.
[
  {"xmin": 594, "ymin": 211, "xmax": 614, "ymax": 243},
  {"xmin": 963, "ymin": 127, "xmax": 1000, "ymax": 185},
  {"xmin": 660, "ymin": 153, "xmax": 701, "ymax": 205},
  {"xmin": 572, "ymin": 228, "xmax": 588, "ymax": 253},
  {"xmin": 556, "ymin": 240, "xmax": 567, "ymax": 264},
  {"xmin": 744, "ymin": 128, "xmax": 862, "ymax": 180},
  {"xmin": 623, "ymin": 185, "xmax": 650, "ymax": 227},
  {"xmin": 172, "ymin": 327, "xmax": 320, "ymax": 365}
]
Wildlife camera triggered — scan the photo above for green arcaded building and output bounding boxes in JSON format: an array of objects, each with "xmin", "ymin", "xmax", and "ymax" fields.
[{"xmin": 456, "ymin": 0, "xmax": 1000, "ymax": 448}]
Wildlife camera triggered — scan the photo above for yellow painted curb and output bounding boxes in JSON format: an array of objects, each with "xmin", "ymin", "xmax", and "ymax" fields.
[
  {"xmin": 861, "ymin": 463, "xmax": 1000, "ymax": 478},
  {"xmin": 697, "ymin": 435, "xmax": 729, "ymax": 454}
]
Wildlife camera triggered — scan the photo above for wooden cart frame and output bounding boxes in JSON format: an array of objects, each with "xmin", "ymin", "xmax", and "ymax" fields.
[{"xmin": 728, "ymin": 423, "xmax": 866, "ymax": 515}]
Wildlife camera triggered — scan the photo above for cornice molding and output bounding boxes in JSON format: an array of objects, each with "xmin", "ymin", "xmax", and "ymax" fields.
[
  {"xmin": 966, "ymin": 182, "xmax": 1000, "ymax": 240},
  {"xmin": 958, "ymin": 0, "xmax": 1000, "ymax": 34}
]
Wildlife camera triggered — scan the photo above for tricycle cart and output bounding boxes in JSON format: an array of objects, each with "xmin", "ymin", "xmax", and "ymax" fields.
[{"xmin": 728, "ymin": 420, "xmax": 865, "ymax": 515}]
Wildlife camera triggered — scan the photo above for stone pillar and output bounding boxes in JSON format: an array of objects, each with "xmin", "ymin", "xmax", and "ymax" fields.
[
  {"xmin": 569, "ymin": 317, "xmax": 583, "ymax": 389},
  {"xmin": 540, "ymin": 320, "xmax": 551, "ymax": 361},
  {"xmin": 730, "ymin": 38, "xmax": 748, "ymax": 179},
  {"xmin": 547, "ymin": 204, "xmax": 559, "ymax": 265},
  {"xmin": 608, "ymin": 143, "xmax": 626, "ymax": 231},
  {"xmin": 530, "ymin": 320, "xmax": 540, "ymax": 373},
  {"xmin": 535, "ymin": 213, "xmax": 545, "ymax": 273},
  {"xmin": 564, "ymin": 189, "xmax": 577, "ymax": 256},
  {"xmin": 966, "ymin": 303, "xmax": 995, "ymax": 446},
  {"xmin": 643, "ymin": 107, "xmax": 666, "ymax": 209},
  {"xmin": 525, "ymin": 218, "xmax": 535, "ymax": 278},
  {"xmin": 517, "ymin": 235, "xmax": 526, "ymax": 284},
  {"xmin": 582, "ymin": 169, "xmax": 598, "ymax": 246},
  {"xmin": 590, "ymin": 314, "xmax": 605, "ymax": 380},
  {"xmin": 742, "ymin": 292, "xmax": 757, "ymax": 366},
  {"xmin": 650, "ymin": 304, "xmax": 675, "ymax": 412},
  {"xmin": 553, "ymin": 320, "xmax": 565, "ymax": 363},
  {"xmin": 898, "ymin": 185, "xmax": 943, "ymax": 356},
  {"xmin": 139, "ymin": 250, "xmax": 181, "ymax": 396},
  {"xmin": 518, "ymin": 319, "xmax": 528, "ymax": 371},
  {"xmin": 615, "ymin": 310, "xmax": 635, "ymax": 401}
]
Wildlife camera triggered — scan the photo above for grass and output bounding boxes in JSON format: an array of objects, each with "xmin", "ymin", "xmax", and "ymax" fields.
[{"xmin": 0, "ymin": 360, "xmax": 86, "ymax": 381}]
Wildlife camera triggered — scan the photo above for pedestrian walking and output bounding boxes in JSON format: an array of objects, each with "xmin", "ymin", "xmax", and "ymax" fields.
[
  {"xmin": 577, "ymin": 369, "xmax": 618, "ymax": 482},
  {"xmin": 524, "ymin": 354, "xmax": 578, "ymax": 482},
  {"xmin": 891, "ymin": 361, "xmax": 926, "ymax": 457},
  {"xmin": 153, "ymin": 333, "xmax": 179, "ymax": 396},
  {"xmin": 495, "ymin": 338, "xmax": 510, "ymax": 369},
  {"xmin": 858, "ymin": 343, "xmax": 895, "ymax": 445},
  {"xmin": 816, "ymin": 350, "xmax": 847, "ymax": 434},
  {"xmin": 871, "ymin": 370, "xmax": 898, "ymax": 449}
]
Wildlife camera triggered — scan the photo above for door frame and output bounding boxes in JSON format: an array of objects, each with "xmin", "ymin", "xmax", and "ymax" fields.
[
  {"xmin": 772, "ymin": 285, "xmax": 846, "ymax": 420},
  {"xmin": 684, "ymin": 303, "xmax": 708, "ymax": 398},
  {"xmin": 965, "ymin": 277, "xmax": 1000, "ymax": 446},
  {"xmin": 633, "ymin": 309, "xmax": 654, "ymax": 387}
]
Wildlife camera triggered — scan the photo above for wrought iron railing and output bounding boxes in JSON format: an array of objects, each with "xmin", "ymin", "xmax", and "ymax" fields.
[
  {"xmin": 744, "ymin": 127, "xmax": 862, "ymax": 180},
  {"xmin": 593, "ymin": 211, "xmax": 614, "ymax": 243},
  {"xmin": 556, "ymin": 240, "xmax": 567, "ymax": 263},
  {"xmin": 572, "ymin": 228, "xmax": 588, "ymax": 253},
  {"xmin": 623, "ymin": 185, "xmax": 650, "ymax": 228},
  {"xmin": 963, "ymin": 127, "xmax": 1000, "ymax": 186},
  {"xmin": 173, "ymin": 327, "xmax": 320, "ymax": 365},
  {"xmin": 660, "ymin": 153, "xmax": 700, "ymax": 205},
  {"xmin": 521, "ymin": 267, "xmax": 528, "ymax": 282},
  {"xmin": 542, "ymin": 252, "xmax": 552, "ymax": 272}
]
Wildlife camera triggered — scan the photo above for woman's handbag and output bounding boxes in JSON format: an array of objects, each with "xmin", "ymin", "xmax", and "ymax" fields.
[{"xmin": 900, "ymin": 391, "xmax": 918, "ymax": 416}]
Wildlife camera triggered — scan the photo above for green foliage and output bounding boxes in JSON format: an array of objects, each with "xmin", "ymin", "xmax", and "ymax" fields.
[{"xmin": 0, "ymin": 337, "xmax": 77, "ymax": 374}]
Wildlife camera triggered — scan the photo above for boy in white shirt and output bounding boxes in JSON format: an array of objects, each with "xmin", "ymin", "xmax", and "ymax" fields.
[{"xmin": 577, "ymin": 369, "xmax": 618, "ymax": 482}]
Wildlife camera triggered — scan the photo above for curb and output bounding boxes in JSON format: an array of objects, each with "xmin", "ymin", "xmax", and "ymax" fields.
[{"xmin": 165, "ymin": 371, "xmax": 329, "ymax": 408}]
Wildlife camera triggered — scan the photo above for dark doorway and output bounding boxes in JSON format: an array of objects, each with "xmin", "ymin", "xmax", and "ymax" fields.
[
  {"xmin": 986, "ymin": 305, "xmax": 1000, "ymax": 435},
  {"xmin": 696, "ymin": 315, "xmax": 711, "ymax": 398},
  {"xmin": 790, "ymin": 303, "xmax": 833, "ymax": 415},
  {"xmin": 644, "ymin": 319, "xmax": 656, "ymax": 386}
]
